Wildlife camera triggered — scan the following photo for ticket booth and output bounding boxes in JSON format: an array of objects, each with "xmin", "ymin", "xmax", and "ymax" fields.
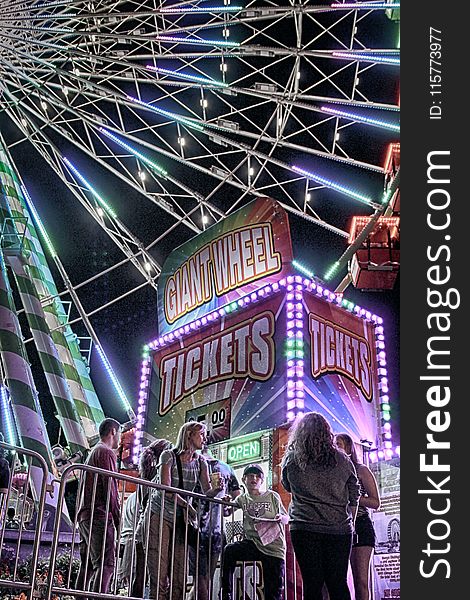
[{"xmin": 136, "ymin": 197, "xmax": 396, "ymax": 599}]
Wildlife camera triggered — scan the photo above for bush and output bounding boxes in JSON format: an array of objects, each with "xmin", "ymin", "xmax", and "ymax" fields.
[{"xmin": 0, "ymin": 551, "xmax": 80, "ymax": 599}]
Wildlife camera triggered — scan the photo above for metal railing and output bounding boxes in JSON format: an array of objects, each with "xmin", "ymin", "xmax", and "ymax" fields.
[
  {"xmin": 1, "ymin": 443, "xmax": 296, "ymax": 600},
  {"xmin": 0, "ymin": 440, "xmax": 50, "ymax": 599}
]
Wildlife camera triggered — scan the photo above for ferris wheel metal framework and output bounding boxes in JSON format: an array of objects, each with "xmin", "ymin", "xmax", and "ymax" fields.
[{"xmin": 0, "ymin": 0, "xmax": 400, "ymax": 445}]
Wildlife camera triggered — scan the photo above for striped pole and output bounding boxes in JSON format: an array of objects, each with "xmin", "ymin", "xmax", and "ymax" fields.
[
  {"xmin": 0, "ymin": 141, "xmax": 105, "ymax": 442},
  {"xmin": 46, "ymin": 301, "xmax": 105, "ymax": 438},
  {"xmin": 0, "ymin": 244, "xmax": 57, "ymax": 496},
  {"xmin": 8, "ymin": 254, "xmax": 89, "ymax": 456}
]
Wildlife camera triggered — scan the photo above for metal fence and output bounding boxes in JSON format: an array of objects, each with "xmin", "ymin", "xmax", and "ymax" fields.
[
  {"xmin": 0, "ymin": 440, "xmax": 50, "ymax": 599},
  {"xmin": 1, "ymin": 441, "xmax": 297, "ymax": 600}
]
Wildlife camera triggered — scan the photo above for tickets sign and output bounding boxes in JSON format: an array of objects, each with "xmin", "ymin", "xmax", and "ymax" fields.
[
  {"xmin": 146, "ymin": 293, "xmax": 288, "ymax": 444},
  {"xmin": 303, "ymin": 290, "xmax": 379, "ymax": 444},
  {"xmin": 145, "ymin": 281, "xmax": 381, "ymax": 450},
  {"xmin": 157, "ymin": 197, "xmax": 293, "ymax": 335}
]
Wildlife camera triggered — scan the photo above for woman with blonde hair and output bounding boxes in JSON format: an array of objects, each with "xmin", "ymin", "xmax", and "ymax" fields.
[
  {"xmin": 335, "ymin": 433, "xmax": 380, "ymax": 600},
  {"xmin": 146, "ymin": 421, "xmax": 223, "ymax": 600},
  {"xmin": 281, "ymin": 413, "xmax": 360, "ymax": 600}
]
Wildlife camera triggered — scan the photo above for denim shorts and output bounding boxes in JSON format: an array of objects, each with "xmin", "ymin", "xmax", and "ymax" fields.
[{"xmin": 354, "ymin": 514, "xmax": 376, "ymax": 548}]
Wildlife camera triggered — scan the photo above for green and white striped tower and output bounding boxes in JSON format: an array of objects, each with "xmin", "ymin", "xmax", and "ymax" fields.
[
  {"xmin": 0, "ymin": 140, "xmax": 106, "ymax": 446},
  {"xmin": 8, "ymin": 254, "xmax": 90, "ymax": 457},
  {"xmin": 0, "ymin": 244, "xmax": 57, "ymax": 496}
]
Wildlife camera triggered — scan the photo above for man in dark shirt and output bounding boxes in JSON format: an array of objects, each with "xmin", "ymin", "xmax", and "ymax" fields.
[{"xmin": 76, "ymin": 418, "xmax": 121, "ymax": 594}]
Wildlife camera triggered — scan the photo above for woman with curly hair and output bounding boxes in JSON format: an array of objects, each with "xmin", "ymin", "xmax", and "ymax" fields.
[
  {"xmin": 281, "ymin": 413, "xmax": 360, "ymax": 600},
  {"xmin": 335, "ymin": 433, "xmax": 380, "ymax": 600}
]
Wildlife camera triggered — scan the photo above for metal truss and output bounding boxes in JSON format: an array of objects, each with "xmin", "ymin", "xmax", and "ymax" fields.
[{"xmin": 0, "ymin": 0, "xmax": 400, "ymax": 304}]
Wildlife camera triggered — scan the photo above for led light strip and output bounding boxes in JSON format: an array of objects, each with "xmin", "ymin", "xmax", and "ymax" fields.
[
  {"xmin": 0, "ymin": 385, "xmax": 17, "ymax": 445},
  {"xmin": 331, "ymin": 3, "xmax": 400, "ymax": 9},
  {"xmin": 35, "ymin": 0, "xmax": 75, "ymax": 7},
  {"xmin": 63, "ymin": 157, "xmax": 117, "ymax": 218},
  {"xmin": 95, "ymin": 345, "xmax": 132, "ymax": 414},
  {"xmin": 21, "ymin": 185, "xmax": 57, "ymax": 258},
  {"xmin": 332, "ymin": 52, "xmax": 399, "ymax": 65},
  {"xmin": 321, "ymin": 106, "xmax": 400, "ymax": 132},
  {"xmin": 127, "ymin": 95, "xmax": 204, "ymax": 131},
  {"xmin": 146, "ymin": 66, "xmax": 227, "ymax": 88},
  {"xmin": 98, "ymin": 128, "xmax": 168, "ymax": 176},
  {"xmin": 285, "ymin": 277, "xmax": 305, "ymax": 422},
  {"xmin": 292, "ymin": 166, "xmax": 375, "ymax": 206},
  {"xmin": 292, "ymin": 259, "xmax": 316, "ymax": 280},
  {"xmin": 160, "ymin": 6, "xmax": 242, "ymax": 14},
  {"xmin": 134, "ymin": 275, "xmax": 394, "ymax": 462},
  {"xmin": 155, "ymin": 35, "xmax": 239, "ymax": 47}
]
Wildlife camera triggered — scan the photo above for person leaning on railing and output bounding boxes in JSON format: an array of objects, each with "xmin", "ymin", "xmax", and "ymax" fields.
[
  {"xmin": 142, "ymin": 421, "xmax": 222, "ymax": 600},
  {"xmin": 220, "ymin": 463, "xmax": 288, "ymax": 600},
  {"xmin": 75, "ymin": 418, "xmax": 122, "ymax": 595},
  {"xmin": 128, "ymin": 438, "xmax": 172, "ymax": 597}
]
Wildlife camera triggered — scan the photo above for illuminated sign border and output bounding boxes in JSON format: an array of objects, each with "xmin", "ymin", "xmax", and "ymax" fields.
[
  {"xmin": 136, "ymin": 276, "xmax": 395, "ymax": 464},
  {"xmin": 308, "ymin": 314, "xmax": 373, "ymax": 400}
]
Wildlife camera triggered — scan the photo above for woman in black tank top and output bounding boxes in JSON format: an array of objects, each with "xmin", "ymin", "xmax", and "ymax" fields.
[{"xmin": 336, "ymin": 433, "xmax": 381, "ymax": 600}]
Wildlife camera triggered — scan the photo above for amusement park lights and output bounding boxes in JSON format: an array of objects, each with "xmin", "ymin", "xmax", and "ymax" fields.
[
  {"xmin": 25, "ymin": 13, "xmax": 77, "ymax": 19},
  {"xmin": 28, "ymin": 25, "xmax": 74, "ymax": 33},
  {"xmin": 21, "ymin": 185, "xmax": 57, "ymax": 258},
  {"xmin": 332, "ymin": 52, "xmax": 400, "ymax": 66},
  {"xmin": 62, "ymin": 157, "xmax": 117, "ymax": 218},
  {"xmin": 292, "ymin": 260, "xmax": 316, "ymax": 280},
  {"xmin": 155, "ymin": 35, "xmax": 240, "ymax": 48},
  {"xmin": 331, "ymin": 3, "xmax": 400, "ymax": 9},
  {"xmin": 95, "ymin": 345, "xmax": 132, "ymax": 415},
  {"xmin": 159, "ymin": 6, "xmax": 242, "ymax": 14},
  {"xmin": 134, "ymin": 347, "xmax": 151, "ymax": 463},
  {"xmin": 35, "ymin": 0, "xmax": 75, "ymax": 7},
  {"xmin": 98, "ymin": 128, "xmax": 168, "ymax": 176},
  {"xmin": 292, "ymin": 166, "xmax": 375, "ymax": 206},
  {"xmin": 126, "ymin": 96, "xmax": 205, "ymax": 132},
  {"xmin": 285, "ymin": 277, "xmax": 305, "ymax": 422},
  {"xmin": 0, "ymin": 385, "xmax": 17, "ymax": 446},
  {"xmin": 320, "ymin": 107, "xmax": 400, "ymax": 132},
  {"xmin": 146, "ymin": 66, "xmax": 228, "ymax": 88},
  {"xmin": 134, "ymin": 275, "xmax": 394, "ymax": 463},
  {"xmin": 324, "ymin": 261, "xmax": 340, "ymax": 281}
]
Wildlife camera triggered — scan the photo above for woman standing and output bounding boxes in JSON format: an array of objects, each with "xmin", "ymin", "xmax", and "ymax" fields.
[
  {"xmin": 281, "ymin": 413, "xmax": 360, "ymax": 600},
  {"xmin": 128, "ymin": 438, "xmax": 172, "ymax": 597},
  {"xmin": 146, "ymin": 421, "xmax": 222, "ymax": 600},
  {"xmin": 335, "ymin": 433, "xmax": 380, "ymax": 600}
]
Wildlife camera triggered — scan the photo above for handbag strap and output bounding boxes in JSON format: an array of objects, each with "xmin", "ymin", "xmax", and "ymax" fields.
[{"xmin": 173, "ymin": 449, "xmax": 184, "ymax": 490}]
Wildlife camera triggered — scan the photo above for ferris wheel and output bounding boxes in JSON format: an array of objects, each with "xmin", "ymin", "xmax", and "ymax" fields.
[
  {"xmin": 0, "ymin": 1, "xmax": 400, "ymax": 457},
  {"xmin": 1, "ymin": 0, "xmax": 400, "ymax": 278}
]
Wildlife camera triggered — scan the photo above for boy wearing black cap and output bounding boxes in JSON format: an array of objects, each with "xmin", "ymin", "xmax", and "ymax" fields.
[{"xmin": 221, "ymin": 463, "xmax": 288, "ymax": 600}]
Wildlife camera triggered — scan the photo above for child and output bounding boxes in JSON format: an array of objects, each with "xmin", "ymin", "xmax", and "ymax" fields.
[{"xmin": 221, "ymin": 464, "xmax": 288, "ymax": 600}]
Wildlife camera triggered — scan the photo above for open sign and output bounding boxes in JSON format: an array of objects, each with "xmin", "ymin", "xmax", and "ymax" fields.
[{"xmin": 227, "ymin": 439, "xmax": 261, "ymax": 464}]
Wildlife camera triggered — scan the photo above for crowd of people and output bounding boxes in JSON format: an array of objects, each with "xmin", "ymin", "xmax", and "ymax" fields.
[{"xmin": 71, "ymin": 412, "xmax": 380, "ymax": 600}]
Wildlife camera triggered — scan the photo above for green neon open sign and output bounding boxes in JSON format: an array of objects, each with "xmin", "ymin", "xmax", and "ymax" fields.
[{"xmin": 227, "ymin": 438, "xmax": 261, "ymax": 464}]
